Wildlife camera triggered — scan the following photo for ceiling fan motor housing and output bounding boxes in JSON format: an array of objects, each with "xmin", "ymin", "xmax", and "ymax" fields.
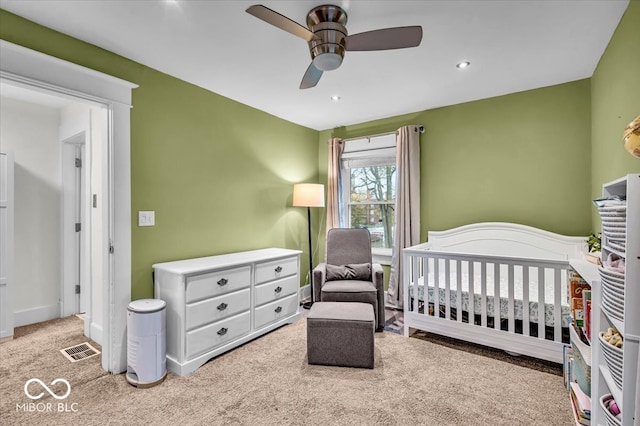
[{"xmin": 306, "ymin": 5, "xmax": 348, "ymax": 71}]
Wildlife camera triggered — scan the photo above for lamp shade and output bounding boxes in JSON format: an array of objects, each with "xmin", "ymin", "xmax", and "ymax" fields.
[{"xmin": 293, "ymin": 183, "xmax": 325, "ymax": 208}]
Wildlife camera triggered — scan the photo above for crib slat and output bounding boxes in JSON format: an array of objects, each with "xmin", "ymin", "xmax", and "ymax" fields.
[
  {"xmin": 434, "ymin": 257, "xmax": 440, "ymax": 319},
  {"xmin": 508, "ymin": 264, "xmax": 515, "ymax": 333},
  {"xmin": 469, "ymin": 261, "xmax": 475, "ymax": 324},
  {"xmin": 444, "ymin": 258, "xmax": 451, "ymax": 321},
  {"xmin": 494, "ymin": 263, "xmax": 500, "ymax": 330},
  {"xmin": 554, "ymin": 267, "xmax": 562, "ymax": 342},
  {"xmin": 403, "ymin": 251, "xmax": 410, "ymax": 314},
  {"xmin": 411, "ymin": 255, "xmax": 420, "ymax": 313},
  {"xmin": 523, "ymin": 266, "xmax": 530, "ymax": 337},
  {"xmin": 538, "ymin": 267, "xmax": 545, "ymax": 339},
  {"xmin": 480, "ymin": 261, "xmax": 487, "ymax": 327},
  {"xmin": 456, "ymin": 260, "xmax": 462, "ymax": 322}
]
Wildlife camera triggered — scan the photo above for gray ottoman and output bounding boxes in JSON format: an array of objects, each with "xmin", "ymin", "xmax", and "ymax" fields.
[{"xmin": 307, "ymin": 302, "xmax": 375, "ymax": 369}]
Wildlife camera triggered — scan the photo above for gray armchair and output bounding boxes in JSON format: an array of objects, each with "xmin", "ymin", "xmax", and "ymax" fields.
[{"xmin": 313, "ymin": 228, "xmax": 385, "ymax": 331}]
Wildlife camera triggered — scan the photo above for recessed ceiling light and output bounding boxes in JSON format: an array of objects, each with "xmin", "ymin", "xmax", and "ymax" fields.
[
  {"xmin": 456, "ymin": 61, "xmax": 471, "ymax": 69},
  {"xmin": 331, "ymin": 95, "xmax": 341, "ymax": 102}
]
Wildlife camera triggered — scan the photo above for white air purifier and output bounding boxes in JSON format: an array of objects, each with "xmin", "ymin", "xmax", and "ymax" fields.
[{"xmin": 126, "ymin": 299, "xmax": 167, "ymax": 388}]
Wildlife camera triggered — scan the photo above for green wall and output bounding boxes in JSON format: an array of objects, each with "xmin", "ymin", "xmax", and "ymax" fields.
[
  {"xmin": 2, "ymin": 2, "xmax": 639, "ymax": 300},
  {"xmin": 0, "ymin": 10, "xmax": 320, "ymax": 300},
  {"xmin": 320, "ymin": 80, "xmax": 593, "ymax": 243},
  {"xmin": 590, "ymin": 0, "xmax": 640, "ymax": 231},
  {"xmin": 318, "ymin": 1, "xmax": 639, "ymax": 248}
]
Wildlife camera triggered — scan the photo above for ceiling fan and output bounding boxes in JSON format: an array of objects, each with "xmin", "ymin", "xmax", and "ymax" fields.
[{"xmin": 246, "ymin": 4, "xmax": 423, "ymax": 89}]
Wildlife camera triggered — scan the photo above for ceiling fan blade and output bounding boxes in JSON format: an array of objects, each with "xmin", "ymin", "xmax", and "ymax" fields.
[
  {"xmin": 300, "ymin": 63, "xmax": 323, "ymax": 89},
  {"xmin": 346, "ymin": 26, "xmax": 423, "ymax": 51},
  {"xmin": 246, "ymin": 5, "xmax": 314, "ymax": 42}
]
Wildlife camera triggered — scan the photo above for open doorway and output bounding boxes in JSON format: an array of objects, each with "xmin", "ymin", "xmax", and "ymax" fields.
[
  {"xmin": 1, "ymin": 39, "xmax": 136, "ymax": 373},
  {"xmin": 0, "ymin": 85, "xmax": 106, "ymax": 342}
]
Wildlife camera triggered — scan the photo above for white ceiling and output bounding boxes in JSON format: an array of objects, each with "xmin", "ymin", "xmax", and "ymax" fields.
[{"xmin": 0, "ymin": 0, "xmax": 629, "ymax": 131}]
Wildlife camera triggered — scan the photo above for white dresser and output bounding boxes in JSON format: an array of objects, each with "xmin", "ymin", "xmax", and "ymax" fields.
[{"xmin": 153, "ymin": 248, "xmax": 302, "ymax": 376}]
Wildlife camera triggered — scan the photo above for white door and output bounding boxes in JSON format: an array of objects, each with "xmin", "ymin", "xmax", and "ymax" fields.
[
  {"xmin": 62, "ymin": 137, "xmax": 86, "ymax": 316},
  {"xmin": 0, "ymin": 151, "xmax": 14, "ymax": 340}
]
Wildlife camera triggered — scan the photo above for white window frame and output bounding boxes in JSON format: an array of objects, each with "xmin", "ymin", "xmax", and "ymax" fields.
[{"xmin": 340, "ymin": 134, "xmax": 396, "ymax": 265}]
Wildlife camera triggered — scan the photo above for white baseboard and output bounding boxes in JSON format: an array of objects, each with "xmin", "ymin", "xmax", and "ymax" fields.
[
  {"xmin": 14, "ymin": 304, "xmax": 60, "ymax": 327},
  {"xmin": 299, "ymin": 284, "xmax": 311, "ymax": 303},
  {"xmin": 90, "ymin": 321, "xmax": 103, "ymax": 345}
]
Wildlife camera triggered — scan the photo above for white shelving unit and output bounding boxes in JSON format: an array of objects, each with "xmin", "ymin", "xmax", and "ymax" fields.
[
  {"xmin": 592, "ymin": 174, "xmax": 640, "ymax": 426},
  {"xmin": 568, "ymin": 259, "xmax": 598, "ymax": 426}
]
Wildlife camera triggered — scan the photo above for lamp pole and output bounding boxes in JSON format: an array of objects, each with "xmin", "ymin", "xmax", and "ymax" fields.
[
  {"xmin": 292, "ymin": 183, "xmax": 324, "ymax": 310},
  {"xmin": 302, "ymin": 206, "xmax": 314, "ymax": 309}
]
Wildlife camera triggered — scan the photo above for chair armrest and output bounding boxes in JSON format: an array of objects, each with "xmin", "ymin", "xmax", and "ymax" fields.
[
  {"xmin": 312, "ymin": 263, "xmax": 327, "ymax": 303},
  {"xmin": 372, "ymin": 263, "xmax": 384, "ymax": 293},
  {"xmin": 372, "ymin": 263, "xmax": 385, "ymax": 331}
]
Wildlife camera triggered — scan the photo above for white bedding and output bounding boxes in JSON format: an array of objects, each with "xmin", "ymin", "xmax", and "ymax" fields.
[{"xmin": 408, "ymin": 264, "xmax": 570, "ymax": 327}]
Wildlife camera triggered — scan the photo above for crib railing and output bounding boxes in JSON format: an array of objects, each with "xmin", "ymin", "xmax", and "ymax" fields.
[{"xmin": 403, "ymin": 244, "xmax": 571, "ymax": 363}]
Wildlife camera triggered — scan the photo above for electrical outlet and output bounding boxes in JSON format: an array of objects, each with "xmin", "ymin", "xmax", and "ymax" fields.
[{"xmin": 138, "ymin": 211, "xmax": 155, "ymax": 227}]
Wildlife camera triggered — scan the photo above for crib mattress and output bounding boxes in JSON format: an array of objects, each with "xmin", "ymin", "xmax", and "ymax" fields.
[{"xmin": 408, "ymin": 279, "xmax": 570, "ymax": 327}]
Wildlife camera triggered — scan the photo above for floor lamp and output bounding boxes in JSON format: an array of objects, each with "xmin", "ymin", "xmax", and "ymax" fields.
[{"xmin": 293, "ymin": 183, "xmax": 325, "ymax": 310}]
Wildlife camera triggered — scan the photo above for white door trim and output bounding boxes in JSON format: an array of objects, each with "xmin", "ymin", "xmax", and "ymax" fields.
[
  {"xmin": 0, "ymin": 152, "xmax": 15, "ymax": 341},
  {"xmin": 0, "ymin": 40, "xmax": 137, "ymax": 373}
]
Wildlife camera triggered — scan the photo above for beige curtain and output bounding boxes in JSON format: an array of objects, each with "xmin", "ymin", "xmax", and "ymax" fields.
[
  {"xmin": 325, "ymin": 137, "xmax": 344, "ymax": 234},
  {"xmin": 387, "ymin": 125, "xmax": 421, "ymax": 308}
]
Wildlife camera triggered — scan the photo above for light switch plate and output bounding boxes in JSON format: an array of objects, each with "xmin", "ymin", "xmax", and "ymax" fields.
[{"xmin": 138, "ymin": 211, "xmax": 155, "ymax": 227}]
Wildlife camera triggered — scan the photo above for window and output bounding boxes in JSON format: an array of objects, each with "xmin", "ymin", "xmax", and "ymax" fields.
[
  {"xmin": 341, "ymin": 134, "xmax": 396, "ymax": 263},
  {"xmin": 348, "ymin": 165, "xmax": 396, "ymax": 248}
]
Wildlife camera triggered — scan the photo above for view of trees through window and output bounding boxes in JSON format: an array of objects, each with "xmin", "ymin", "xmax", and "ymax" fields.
[{"xmin": 349, "ymin": 165, "xmax": 396, "ymax": 248}]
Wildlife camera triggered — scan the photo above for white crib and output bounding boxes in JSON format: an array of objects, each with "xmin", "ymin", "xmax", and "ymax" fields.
[{"xmin": 402, "ymin": 222, "xmax": 587, "ymax": 363}]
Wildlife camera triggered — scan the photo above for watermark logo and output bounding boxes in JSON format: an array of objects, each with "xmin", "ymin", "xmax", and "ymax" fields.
[
  {"xmin": 24, "ymin": 378, "xmax": 71, "ymax": 400},
  {"xmin": 17, "ymin": 378, "xmax": 78, "ymax": 413}
]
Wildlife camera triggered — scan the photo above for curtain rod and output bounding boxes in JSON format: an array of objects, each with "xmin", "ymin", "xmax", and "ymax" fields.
[{"xmin": 340, "ymin": 125, "xmax": 424, "ymax": 142}]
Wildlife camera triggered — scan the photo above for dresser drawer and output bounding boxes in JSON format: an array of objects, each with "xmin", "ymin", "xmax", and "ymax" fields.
[
  {"xmin": 254, "ymin": 293, "xmax": 298, "ymax": 329},
  {"xmin": 186, "ymin": 266, "xmax": 251, "ymax": 303},
  {"xmin": 186, "ymin": 311, "xmax": 251, "ymax": 359},
  {"xmin": 255, "ymin": 256, "xmax": 298, "ymax": 284},
  {"xmin": 186, "ymin": 288, "xmax": 250, "ymax": 330},
  {"xmin": 255, "ymin": 275, "xmax": 298, "ymax": 307}
]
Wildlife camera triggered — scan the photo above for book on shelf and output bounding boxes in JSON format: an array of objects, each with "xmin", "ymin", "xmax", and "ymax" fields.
[
  {"xmin": 583, "ymin": 290, "xmax": 592, "ymax": 341},
  {"xmin": 569, "ymin": 382, "xmax": 591, "ymax": 425},
  {"xmin": 571, "ymin": 297, "xmax": 584, "ymax": 327},
  {"xmin": 568, "ymin": 273, "xmax": 590, "ymax": 300},
  {"xmin": 563, "ymin": 345, "xmax": 574, "ymax": 390}
]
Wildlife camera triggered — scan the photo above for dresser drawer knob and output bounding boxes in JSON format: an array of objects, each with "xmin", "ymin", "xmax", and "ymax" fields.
[
  {"xmin": 274, "ymin": 286, "xmax": 282, "ymax": 293},
  {"xmin": 274, "ymin": 266, "xmax": 283, "ymax": 273},
  {"xmin": 217, "ymin": 278, "xmax": 228, "ymax": 286},
  {"xmin": 274, "ymin": 306, "xmax": 282, "ymax": 314},
  {"xmin": 217, "ymin": 327, "xmax": 228, "ymax": 336},
  {"xmin": 217, "ymin": 303, "xmax": 228, "ymax": 311}
]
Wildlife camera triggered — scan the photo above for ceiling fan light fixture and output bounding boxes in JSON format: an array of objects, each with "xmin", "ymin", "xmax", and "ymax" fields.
[
  {"xmin": 246, "ymin": 4, "xmax": 424, "ymax": 89},
  {"xmin": 313, "ymin": 52, "xmax": 343, "ymax": 71},
  {"xmin": 456, "ymin": 61, "xmax": 471, "ymax": 69}
]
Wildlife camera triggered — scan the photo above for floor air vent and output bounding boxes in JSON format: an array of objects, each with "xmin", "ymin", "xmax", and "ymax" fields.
[{"xmin": 60, "ymin": 342, "xmax": 100, "ymax": 362}]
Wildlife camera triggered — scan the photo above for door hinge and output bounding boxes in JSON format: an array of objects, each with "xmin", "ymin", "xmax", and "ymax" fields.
[
  {"xmin": 75, "ymin": 158, "xmax": 82, "ymax": 168},
  {"xmin": 75, "ymin": 223, "xmax": 81, "ymax": 232},
  {"xmin": 75, "ymin": 285, "xmax": 81, "ymax": 294}
]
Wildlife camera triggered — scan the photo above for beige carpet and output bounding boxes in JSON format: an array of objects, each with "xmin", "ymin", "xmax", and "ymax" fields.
[{"xmin": 0, "ymin": 315, "xmax": 573, "ymax": 425}]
